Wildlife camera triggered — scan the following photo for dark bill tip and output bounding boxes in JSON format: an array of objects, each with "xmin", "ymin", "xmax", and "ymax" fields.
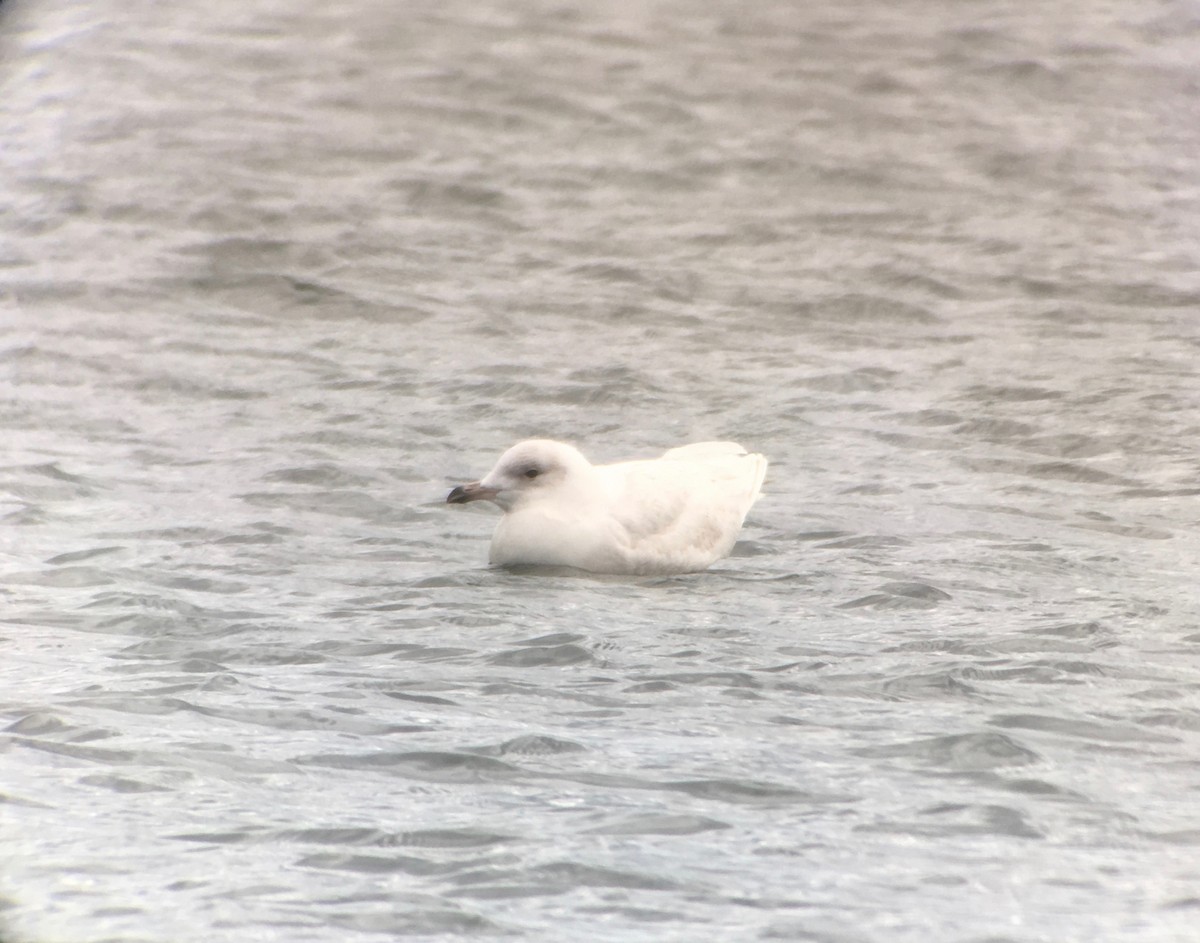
[{"xmin": 447, "ymin": 481, "xmax": 497, "ymax": 504}]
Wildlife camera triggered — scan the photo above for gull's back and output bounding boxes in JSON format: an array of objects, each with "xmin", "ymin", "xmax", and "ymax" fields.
[{"xmin": 596, "ymin": 441, "xmax": 767, "ymax": 574}]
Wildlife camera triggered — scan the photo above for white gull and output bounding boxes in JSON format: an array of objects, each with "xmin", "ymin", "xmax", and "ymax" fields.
[{"xmin": 447, "ymin": 439, "xmax": 767, "ymax": 574}]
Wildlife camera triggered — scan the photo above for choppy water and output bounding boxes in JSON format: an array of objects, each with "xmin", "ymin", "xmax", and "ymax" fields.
[{"xmin": 3, "ymin": 0, "xmax": 1200, "ymax": 940}]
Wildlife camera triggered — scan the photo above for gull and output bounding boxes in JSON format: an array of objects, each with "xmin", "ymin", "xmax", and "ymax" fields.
[{"xmin": 447, "ymin": 439, "xmax": 767, "ymax": 574}]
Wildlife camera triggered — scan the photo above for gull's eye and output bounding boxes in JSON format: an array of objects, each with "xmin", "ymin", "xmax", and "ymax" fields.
[{"xmin": 524, "ymin": 467, "xmax": 540, "ymax": 479}]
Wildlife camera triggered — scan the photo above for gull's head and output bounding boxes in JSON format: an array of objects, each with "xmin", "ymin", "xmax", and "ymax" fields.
[{"xmin": 447, "ymin": 439, "xmax": 591, "ymax": 511}]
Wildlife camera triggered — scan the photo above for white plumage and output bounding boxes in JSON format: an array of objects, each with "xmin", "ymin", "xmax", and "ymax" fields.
[{"xmin": 447, "ymin": 439, "xmax": 767, "ymax": 575}]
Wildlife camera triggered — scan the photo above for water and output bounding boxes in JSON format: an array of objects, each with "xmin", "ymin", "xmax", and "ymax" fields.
[{"xmin": 3, "ymin": 0, "xmax": 1200, "ymax": 940}]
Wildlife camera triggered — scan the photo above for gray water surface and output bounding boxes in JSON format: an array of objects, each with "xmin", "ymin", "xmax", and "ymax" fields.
[{"xmin": 3, "ymin": 1, "xmax": 1200, "ymax": 941}]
